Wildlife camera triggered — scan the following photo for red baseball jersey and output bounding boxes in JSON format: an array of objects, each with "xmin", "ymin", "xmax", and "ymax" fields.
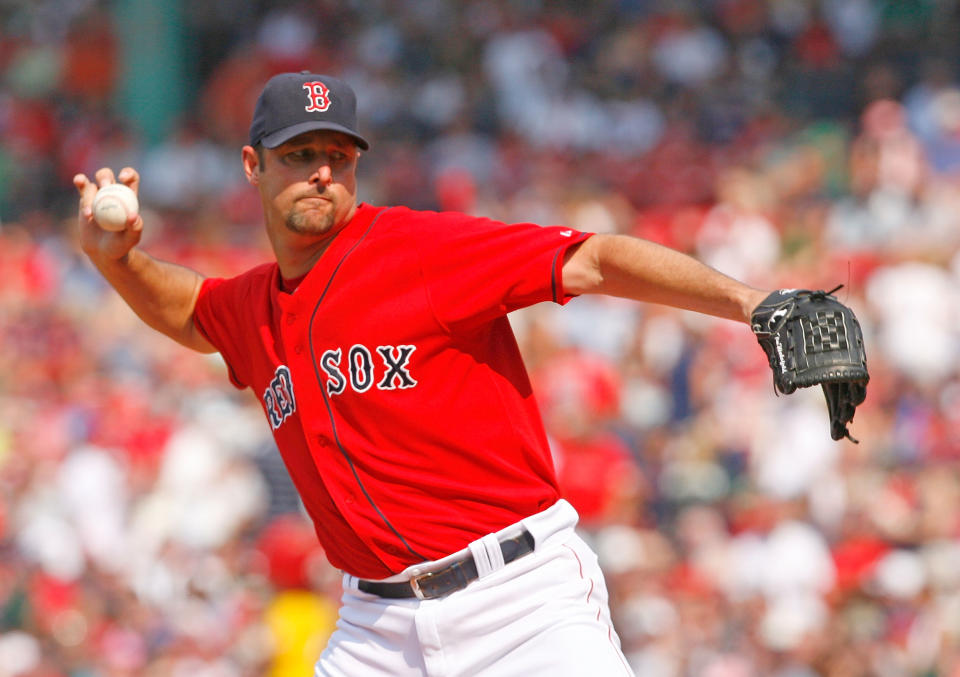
[{"xmin": 194, "ymin": 203, "xmax": 593, "ymax": 579}]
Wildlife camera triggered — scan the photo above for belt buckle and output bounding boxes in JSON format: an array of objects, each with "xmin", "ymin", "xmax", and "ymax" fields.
[{"xmin": 409, "ymin": 571, "xmax": 437, "ymax": 600}]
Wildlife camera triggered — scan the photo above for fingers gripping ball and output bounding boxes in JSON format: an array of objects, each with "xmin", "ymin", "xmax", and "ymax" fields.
[
  {"xmin": 751, "ymin": 287, "xmax": 869, "ymax": 442},
  {"xmin": 92, "ymin": 183, "xmax": 139, "ymax": 231}
]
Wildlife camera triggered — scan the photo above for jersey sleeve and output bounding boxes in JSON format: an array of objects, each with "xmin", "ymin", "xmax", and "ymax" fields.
[
  {"xmin": 409, "ymin": 211, "xmax": 593, "ymax": 331},
  {"xmin": 193, "ymin": 274, "xmax": 261, "ymax": 389}
]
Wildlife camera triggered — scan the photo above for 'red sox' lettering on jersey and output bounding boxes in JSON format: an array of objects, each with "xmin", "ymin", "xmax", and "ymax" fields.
[
  {"xmin": 263, "ymin": 365, "xmax": 296, "ymax": 430},
  {"xmin": 320, "ymin": 343, "xmax": 417, "ymax": 395},
  {"xmin": 194, "ymin": 204, "xmax": 591, "ymax": 579}
]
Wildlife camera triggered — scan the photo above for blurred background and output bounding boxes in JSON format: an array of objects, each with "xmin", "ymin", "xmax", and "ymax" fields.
[{"xmin": 1, "ymin": 0, "xmax": 960, "ymax": 675}]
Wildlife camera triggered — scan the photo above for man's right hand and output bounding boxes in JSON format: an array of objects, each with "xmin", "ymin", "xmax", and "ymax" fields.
[
  {"xmin": 73, "ymin": 167, "xmax": 144, "ymax": 264},
  {"xmin": 70, "ymin": 167, "xmax": 215, "ymax": 353}
]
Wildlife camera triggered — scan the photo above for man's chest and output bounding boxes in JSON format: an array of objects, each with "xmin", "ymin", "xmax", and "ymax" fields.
[{"xmin": 255, "ymin": 269, "xmax": 444, "ymax": 432}]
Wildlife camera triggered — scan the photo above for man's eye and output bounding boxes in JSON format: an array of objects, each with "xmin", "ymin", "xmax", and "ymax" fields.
[
  {"xmin": 287, "ymin": 149, "xmax": 315, "ymax": 162},
  {"xmin": 282, "ymin": 148, "xmax": 351, "ymax": 165}
]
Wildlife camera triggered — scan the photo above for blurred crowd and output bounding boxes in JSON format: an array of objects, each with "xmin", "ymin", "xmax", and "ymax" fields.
[{"xmin": 2, "ymin": 1, "xmax": 960, "ymax": 675}]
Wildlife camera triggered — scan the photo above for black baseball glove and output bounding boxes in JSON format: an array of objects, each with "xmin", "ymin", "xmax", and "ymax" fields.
[{"xmin": 751, "ymin": 286, "xmax": 869, "ymax": 442}]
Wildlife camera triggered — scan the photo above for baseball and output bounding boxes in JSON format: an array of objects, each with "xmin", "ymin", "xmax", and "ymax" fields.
[{"xmin": 92, "ymin": 183, "xmax": 139, "ymax": 231}]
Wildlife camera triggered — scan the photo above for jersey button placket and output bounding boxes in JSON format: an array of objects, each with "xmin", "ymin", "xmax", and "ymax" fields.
[{"xmin": 281, "ymin": 310, "xmax": 303, "ymax": 358}]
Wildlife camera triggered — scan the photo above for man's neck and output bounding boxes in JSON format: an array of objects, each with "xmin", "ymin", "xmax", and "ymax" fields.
[
  {"xmin": 275, "ymin": 237, "xmax": 336, "ymax": 279},
  {"xmin": 271, "ymin": 206, "xmax": 359, "ymax": 278}
]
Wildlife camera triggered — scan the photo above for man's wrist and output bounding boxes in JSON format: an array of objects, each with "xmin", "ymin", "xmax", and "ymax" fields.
[
  {"xmin": 89, "ymin": 246, "xmax": 139, "ymax": 274},
  {"xmin": 741, "ymin": 288, "xmax": 770, "ymax": 324}
]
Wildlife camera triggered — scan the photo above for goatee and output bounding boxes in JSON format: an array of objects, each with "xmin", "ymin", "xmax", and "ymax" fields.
[{"xmin": 286, "ymin": 208, "xmax": 334, "ymax": 234}]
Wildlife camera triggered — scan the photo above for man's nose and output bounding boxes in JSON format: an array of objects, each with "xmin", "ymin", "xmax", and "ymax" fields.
[{"xmin": 310, "ymin": 164, "xmax": 333, "ymax": 186}]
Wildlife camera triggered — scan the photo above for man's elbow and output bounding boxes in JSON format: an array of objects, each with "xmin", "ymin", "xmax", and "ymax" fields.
[
  {"xmin": 561, "ymin": 236, "xmax": 606, "ymax": 295},
  {"xmin": 184, "ymin": 328, "xmax": 218, "ymax": 354},
  {"xmin": 166, "ymin": 320, "xmax": 217, "ymax": 354}
]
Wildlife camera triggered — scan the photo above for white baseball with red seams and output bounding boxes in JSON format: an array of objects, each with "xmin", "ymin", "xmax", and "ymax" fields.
[{"xmin": 92, "ymin": 183, "xmax": 138, "ymax": 231}]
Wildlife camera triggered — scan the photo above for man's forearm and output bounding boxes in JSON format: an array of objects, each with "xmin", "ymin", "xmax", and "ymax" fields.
[
  {"xmin": 92, "ymin": 248, "xmax": 215, "ymax": 352},
  {"xmin": 563, "ymin": 234, "xmax": 769, "ymax": 323}
]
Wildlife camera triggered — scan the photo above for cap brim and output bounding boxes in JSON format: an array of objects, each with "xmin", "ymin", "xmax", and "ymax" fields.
[{"xmin": 260, "ymin": 121, "xmax": 370, "ymax": 150}]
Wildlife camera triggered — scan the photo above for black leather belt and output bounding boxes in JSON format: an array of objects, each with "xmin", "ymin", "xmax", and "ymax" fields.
[{"xmin": 358, "ymin": 529, "xmax": 536, "ymax": 600}]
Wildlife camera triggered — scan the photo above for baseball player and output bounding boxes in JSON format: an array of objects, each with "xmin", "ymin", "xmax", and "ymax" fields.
[{"xmin": 73, "ymin": 72, "xmax": 851, "ymax": 676}]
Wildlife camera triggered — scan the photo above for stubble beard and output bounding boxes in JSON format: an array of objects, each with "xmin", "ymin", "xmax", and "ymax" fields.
[{"xmin": 285, "ymin": 201, "xmax": 336, "ymax": 235}]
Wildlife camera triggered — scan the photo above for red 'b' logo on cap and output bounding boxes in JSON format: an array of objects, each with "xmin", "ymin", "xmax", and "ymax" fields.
[{"xmin": 303, "ymin": 82, "xmax": 331, "ymax": 112}]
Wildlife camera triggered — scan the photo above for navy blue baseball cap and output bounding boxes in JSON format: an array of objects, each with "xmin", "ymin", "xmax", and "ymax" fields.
[{"xmin": 248, "ymin": 72, "xmax": 370, "ymax": 150}]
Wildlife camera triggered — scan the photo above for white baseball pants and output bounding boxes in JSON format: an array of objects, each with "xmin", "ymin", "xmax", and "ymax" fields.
[{"xmin": 314, "ymin": 499, "xmax": 634, "ymax": 676}]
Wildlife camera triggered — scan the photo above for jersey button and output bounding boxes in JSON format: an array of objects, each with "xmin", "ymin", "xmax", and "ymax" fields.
[
  {"xmin": 286, "ymin": 314, "xmax": 296, "ymax": 325},
  {"xmin": 294, "ymin": 345, "xmax": 304, "ymax": 354}
]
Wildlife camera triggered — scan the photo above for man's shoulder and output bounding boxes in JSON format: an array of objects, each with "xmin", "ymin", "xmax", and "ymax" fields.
[
  {"xmin": 368, "ymin": 203, "xmax": 497, "ymax": 232},
  {"xmin": 228, "ymin": 260, "xmax": 279, "ymax": 286},
  {"xmin": 243, "ymin": 260, "xmax": 281, "ymax": 280},
  {"xmin": 204, "ymin": 261, "xmax": 278, "ymax": 297}
]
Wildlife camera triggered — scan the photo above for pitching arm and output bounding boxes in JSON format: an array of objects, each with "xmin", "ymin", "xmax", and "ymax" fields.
[
  {"xmin": 562, "ymin": 233, "xmax": 769, "ymax": 324},
  {"xmin": 74, "ymin": 167, "xmax": 216, "ymax": 353}
]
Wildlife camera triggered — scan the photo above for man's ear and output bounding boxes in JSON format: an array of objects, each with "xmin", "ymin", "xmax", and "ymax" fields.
[{"xmin": 241, "ymin": 145, "xmax": 260, "ymax": 185}]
